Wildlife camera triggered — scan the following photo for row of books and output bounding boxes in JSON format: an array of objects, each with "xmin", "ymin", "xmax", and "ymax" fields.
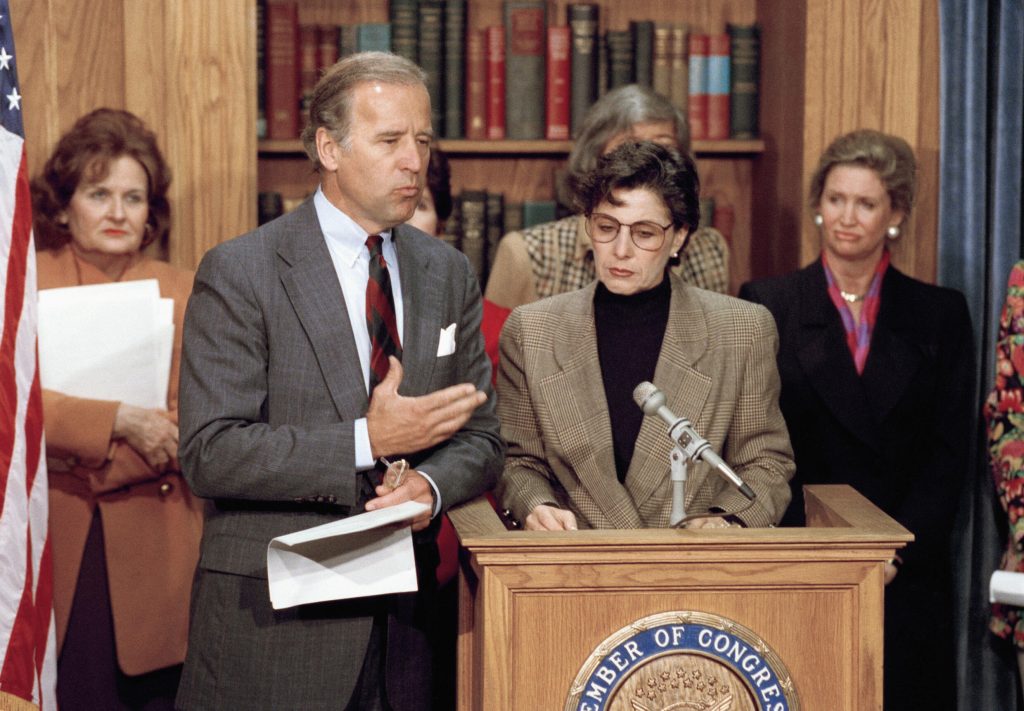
[{"xmin": 258, "ymin": 1, "xmax": 760, "ymax": 143}]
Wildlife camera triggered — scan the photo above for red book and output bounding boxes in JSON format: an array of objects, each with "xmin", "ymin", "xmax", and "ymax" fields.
[
  {"xmin": 485, "ymin": 25, "xmax": 506, "ymax": 140},
  {"xmin": 465, "ymin": 29, "xmax": 487, "ymax": 140},
  {"xmin": 318, "ymin": 25, "xmax": 340, "ymax": 72},
  {"xmin": 265, "ymin": 1, "xmax": 299, "ymax": 139},
  {"xmin": 687, "ymin": 34, "xmax": 709, "ymax": 141},
  {"xmin": 706, "ymin": 33, "xmax": 731, "ymax": 140},
  {"xmin": 545, "ymin": 25, "xmax": 571, "ymax": 141}
]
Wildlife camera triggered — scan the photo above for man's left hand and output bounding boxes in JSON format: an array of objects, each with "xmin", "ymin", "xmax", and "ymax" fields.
[{"xmin": 365, "ymin": 469, "xmax": 434, "ymax": 532}]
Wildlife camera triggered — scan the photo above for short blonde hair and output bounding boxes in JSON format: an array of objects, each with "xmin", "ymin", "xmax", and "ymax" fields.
[{"xmin": 808, "ymin": 129, "xmax": 917, "ymax": 221}]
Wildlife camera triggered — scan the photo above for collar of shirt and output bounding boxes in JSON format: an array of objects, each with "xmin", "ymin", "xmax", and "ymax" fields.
[{"xmin": 314, "ymin": 187, "xmax": 396, "ymax": 267}]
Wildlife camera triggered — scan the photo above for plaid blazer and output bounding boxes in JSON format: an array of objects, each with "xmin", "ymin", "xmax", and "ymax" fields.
[{"xmin": 496, "ymin": 273, "xmax": 794, "ymax": 529}]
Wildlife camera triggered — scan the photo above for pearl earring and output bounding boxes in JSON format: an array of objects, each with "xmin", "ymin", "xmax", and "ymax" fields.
[
  {"xmin": 813, "ymin": 214, "xmax": 823, "ymax": 227},
  {"xmin": 887, "ymin": 225, "xmax": 900, "ymax": 239}
]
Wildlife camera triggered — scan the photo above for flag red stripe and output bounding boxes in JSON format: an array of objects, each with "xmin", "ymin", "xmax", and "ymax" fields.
[
  {"xmin": 0, "ymin": 538, "xmax": 36, "ymax": 699},
  {"xmin": 0, "ymin": 147, "xmax": 30, "ymax": 518}
]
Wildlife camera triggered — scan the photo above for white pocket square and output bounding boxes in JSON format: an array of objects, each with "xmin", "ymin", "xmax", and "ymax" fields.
[{"xmin": 437, "ymin": 323, "xmax": 457, "ymax": 357}]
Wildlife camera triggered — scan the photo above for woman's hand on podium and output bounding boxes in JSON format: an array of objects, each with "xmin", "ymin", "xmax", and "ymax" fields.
[{"xmin": 525, "ymin": 504, "xmax": 578, "ymax": 531}]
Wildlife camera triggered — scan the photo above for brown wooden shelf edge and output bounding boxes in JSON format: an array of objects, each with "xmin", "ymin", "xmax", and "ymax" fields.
[{"xmin": 258, "ymin": 138, "xmax": 766, "ymax": 157}]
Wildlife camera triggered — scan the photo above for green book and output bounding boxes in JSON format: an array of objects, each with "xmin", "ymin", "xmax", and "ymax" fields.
[
  {"xmin": 568, "ymin": 3, "xmax": 599, "ymax": 135},
  {"xmin": 460, "ymin": 190, "xmax": 488, "ymax": 282},
  {"xmin": 504, "ymin": 0, "xmax": 547, "ymax": 139},
  {"xmin": 727, "ymin": 23, "xmax": 760, "ymax": 139},
  {"xmin": 522, "ymin": 200, "xmax": 557, "ymax": 229},
  {"xmin": 605, "ymin": 30, "xmax": 634, "ymax": 91},
  {"xmin": 390, "ymin": 0, "xmax": 419, "ymax": 64},
  {"xmin": 485, "ymin": 192, "xmax": 504, "ymax": 277},
  {"xmin": 419, "ymin": 1, "xmax": 445, "ymax": 134},
  {"xmin": 444, "ymin": 0, "xmax": 466, "ymax": 138},
  {"xmin": 630, "ymin": 20, "xmax": 654, "ymax": 89},
  {"xmin": 503, "ymin": 202, "xmax": 524, "ymax": 236}
]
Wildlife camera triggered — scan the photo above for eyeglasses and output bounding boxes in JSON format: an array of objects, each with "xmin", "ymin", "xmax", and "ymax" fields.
[{"xmin": 585, "ymin": 212, "xmax": 673, "ymax": 252}]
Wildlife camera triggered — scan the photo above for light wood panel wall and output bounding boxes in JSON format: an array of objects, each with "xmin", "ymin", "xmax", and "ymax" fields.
[
  {"xmin": 13, "ymin": 0, "xmax": 940, "ymax": 281},
  {"xmin": 757, "ymin": 0, "xmax": 940, "ymax": 282},
  {"xmin": 12, "ymin": 0, "xmax": 256, "ymax": 271}
]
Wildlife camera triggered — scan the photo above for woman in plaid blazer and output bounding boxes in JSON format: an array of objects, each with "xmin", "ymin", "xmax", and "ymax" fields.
[{"xmin": 496, "ymin": 141, "xmax": 794, "ymax": 531}]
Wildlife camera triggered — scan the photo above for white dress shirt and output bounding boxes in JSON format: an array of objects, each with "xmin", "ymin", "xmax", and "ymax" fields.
[{"xmin": 314, "ymin": 188, "xmax": 440, "ymax": 513}]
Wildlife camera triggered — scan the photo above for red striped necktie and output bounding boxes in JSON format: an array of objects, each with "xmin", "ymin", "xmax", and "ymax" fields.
[{"xmin": 365, "ymin": 234, "xmax": 402, "ymax": 391}]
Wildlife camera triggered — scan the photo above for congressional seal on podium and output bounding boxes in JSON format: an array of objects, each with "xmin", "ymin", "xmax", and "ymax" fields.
[{"xmin": 565, "ymin": 611, "xmax": 799, "ymax": 711}]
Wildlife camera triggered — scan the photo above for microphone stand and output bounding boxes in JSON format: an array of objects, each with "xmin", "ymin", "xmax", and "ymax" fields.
[{"xmin": 669, "ymin": 445, "xmax": 688, "ymax": 527}]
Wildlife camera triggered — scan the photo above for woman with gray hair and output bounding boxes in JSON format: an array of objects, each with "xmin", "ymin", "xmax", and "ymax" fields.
[
  {"xmin": 481, "ymin": 85, "xmax": 730, "ymax": 377},
  {"xmin": 740, "ymin": 129, "xmax": 973, "ymax": 710}
]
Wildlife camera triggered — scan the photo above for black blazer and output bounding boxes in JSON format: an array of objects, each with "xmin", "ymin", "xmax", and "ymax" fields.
[{"xmin": 740, "ymin": 260, "xmax": 974, "ymax": 581}]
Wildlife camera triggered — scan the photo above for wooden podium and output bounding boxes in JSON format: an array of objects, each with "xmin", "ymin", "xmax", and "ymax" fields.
[{"xmin": 448, "ymin": 485, "xmax": 911, "ymax": 711}]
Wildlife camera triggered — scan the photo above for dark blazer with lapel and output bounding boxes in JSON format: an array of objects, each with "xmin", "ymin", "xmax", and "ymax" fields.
[
  {"xmin": 496, "ymin": 273, "xmax": 795, "ymax": 529},
  {"xmin": 176, "ymin": 199, "xmax": 504, "ymax": 709},
  {"xmin": 739, "ymin": 260, "xmax": 975, "ymax": 580}
]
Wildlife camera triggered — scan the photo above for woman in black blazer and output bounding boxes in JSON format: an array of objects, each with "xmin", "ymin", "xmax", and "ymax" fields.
[{"xmin": 740, "ymin": 129, "xmax": 974, "ymax": 711}]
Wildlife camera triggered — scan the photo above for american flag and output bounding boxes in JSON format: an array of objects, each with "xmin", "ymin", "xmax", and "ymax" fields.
[{"xmin": 0, "ymin": 1, "xmax": 56, "ymax": 708}]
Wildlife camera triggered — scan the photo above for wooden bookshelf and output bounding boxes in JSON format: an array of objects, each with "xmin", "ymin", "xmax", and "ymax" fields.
[
  {"xmin": 15, "ymin": 0, "xmax": 940, "ymax": 284},
  {"xmin": 257, "ymin": 0, "xmax": 767, "ymax": 289}
]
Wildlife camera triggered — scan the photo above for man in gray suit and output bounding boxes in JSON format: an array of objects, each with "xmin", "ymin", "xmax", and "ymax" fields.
[{"xmin": 175, "ymin": 52, "xmax": 504, "ymax": 710}]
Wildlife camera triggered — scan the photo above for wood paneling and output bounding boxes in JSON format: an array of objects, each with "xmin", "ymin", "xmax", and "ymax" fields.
[
  {"xmin": 794, "ymin": 0, "xmax": 938, "ymax": 281},
  {"xmin": 156, "ymin": 0, "xmax": 256, "ymax": 268},
  {"xmin": 12, "ymin": 0, "xmax": 255, "ymax": 271},
  {"xmin": 752, "ymin": 0, "xmax": 806, "ymax": 279}
]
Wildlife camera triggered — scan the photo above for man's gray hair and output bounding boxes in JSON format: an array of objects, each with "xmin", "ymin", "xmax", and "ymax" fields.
[{"xmin": 300, "ymin": 52, "xmax": 428, "ymax": 170}]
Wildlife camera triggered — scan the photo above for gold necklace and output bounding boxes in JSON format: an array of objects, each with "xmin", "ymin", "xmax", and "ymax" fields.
[{"xmin": 839, "ymin": 290, "xmax": 866, "ymax": 303}]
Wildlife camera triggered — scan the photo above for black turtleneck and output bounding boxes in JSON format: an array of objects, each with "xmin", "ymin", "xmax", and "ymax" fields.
[{"xmin": 594, "ymin": 276, "xmax": 671, "ymax": 483}]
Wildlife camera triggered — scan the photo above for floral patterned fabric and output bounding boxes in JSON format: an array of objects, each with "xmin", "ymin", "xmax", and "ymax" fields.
[{"xmin": 986, "ymin": 260, "xmax": 1024, "ymax": 648}]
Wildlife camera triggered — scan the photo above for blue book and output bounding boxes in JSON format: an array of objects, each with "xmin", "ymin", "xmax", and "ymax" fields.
[{"xmin": 357, "ymin": 23, "xmax": 391, "ymax": 53}]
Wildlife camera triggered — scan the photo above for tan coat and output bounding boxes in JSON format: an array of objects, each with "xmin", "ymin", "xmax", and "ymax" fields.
[
  {"xmin": 37, "ymin": 246, "xmax": 203, "ymax": 676},
  {"xmin": 496, "ymin": 273, "xmax": 794, "ymax": 529}
]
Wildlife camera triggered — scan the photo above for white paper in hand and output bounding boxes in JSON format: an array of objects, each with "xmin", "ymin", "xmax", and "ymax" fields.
[
  {"xmin": 38, "ymin": 279, "xmax": 174, "ymax": 410},
  {"xmin": 266, "ymin": 500, "xmax": 430, "ymax": 610}
]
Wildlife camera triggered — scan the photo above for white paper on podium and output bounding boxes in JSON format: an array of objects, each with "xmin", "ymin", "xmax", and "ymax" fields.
[
  {"xmin": 266, "ymin": 500, "xmax": 430, "ymax": 610},
  {"xmin": 990, "ymin": 570, "xmax": 1024, "ymax": 606},
  {"xmin": 38, "ymin": 279, "xmax": 174, "ymax": 410}
]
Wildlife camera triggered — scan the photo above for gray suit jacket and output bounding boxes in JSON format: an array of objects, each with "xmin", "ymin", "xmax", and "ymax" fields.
[
  {"xmin": 496, "ymin": 273, "xmax": 794, "ymax": 529},
  {"xmin": 176, "ymin": 199, "xmax": 503, "ymax": 709}
]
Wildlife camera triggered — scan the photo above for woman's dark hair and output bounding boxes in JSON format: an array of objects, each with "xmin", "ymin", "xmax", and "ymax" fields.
[
  {"xmin": 427, "ymin": 144, "xmax": 452, "ymax": 222},
  {"xmin": 570, "ymin": 140, "xmax": 701, "ymax": 236},
  {"xmin": 31, "ymin": 108, "xmax": 172, "ymax": 251}
]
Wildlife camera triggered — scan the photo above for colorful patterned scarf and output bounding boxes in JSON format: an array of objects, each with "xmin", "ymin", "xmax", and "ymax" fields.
[{"xmin": 822, "ymin": 249, "xmax": 890, "ymax": 374}]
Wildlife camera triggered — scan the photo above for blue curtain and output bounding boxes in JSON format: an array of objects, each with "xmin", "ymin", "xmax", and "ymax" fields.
[{"xmin": 939, "ymin": 1, "xmax": 1024, "ymax": 708}]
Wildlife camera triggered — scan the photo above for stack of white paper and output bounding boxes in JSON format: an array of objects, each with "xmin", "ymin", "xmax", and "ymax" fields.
[
  {"xmin": 38, "ymin": 279, "xmax": 174, "ymax": 410},
  {"xmin": 267, "ymin": 501, "xmax": 430, "ymax": 610},
  {"xmin": 990, "ymin": 570, "xmax": 1024, "ymax": 606}
]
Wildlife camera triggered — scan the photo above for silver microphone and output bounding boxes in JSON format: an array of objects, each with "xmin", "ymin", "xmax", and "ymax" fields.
[{"xmin": 632, "ymin": 381, "xmax": 756, "ymax": 501}]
